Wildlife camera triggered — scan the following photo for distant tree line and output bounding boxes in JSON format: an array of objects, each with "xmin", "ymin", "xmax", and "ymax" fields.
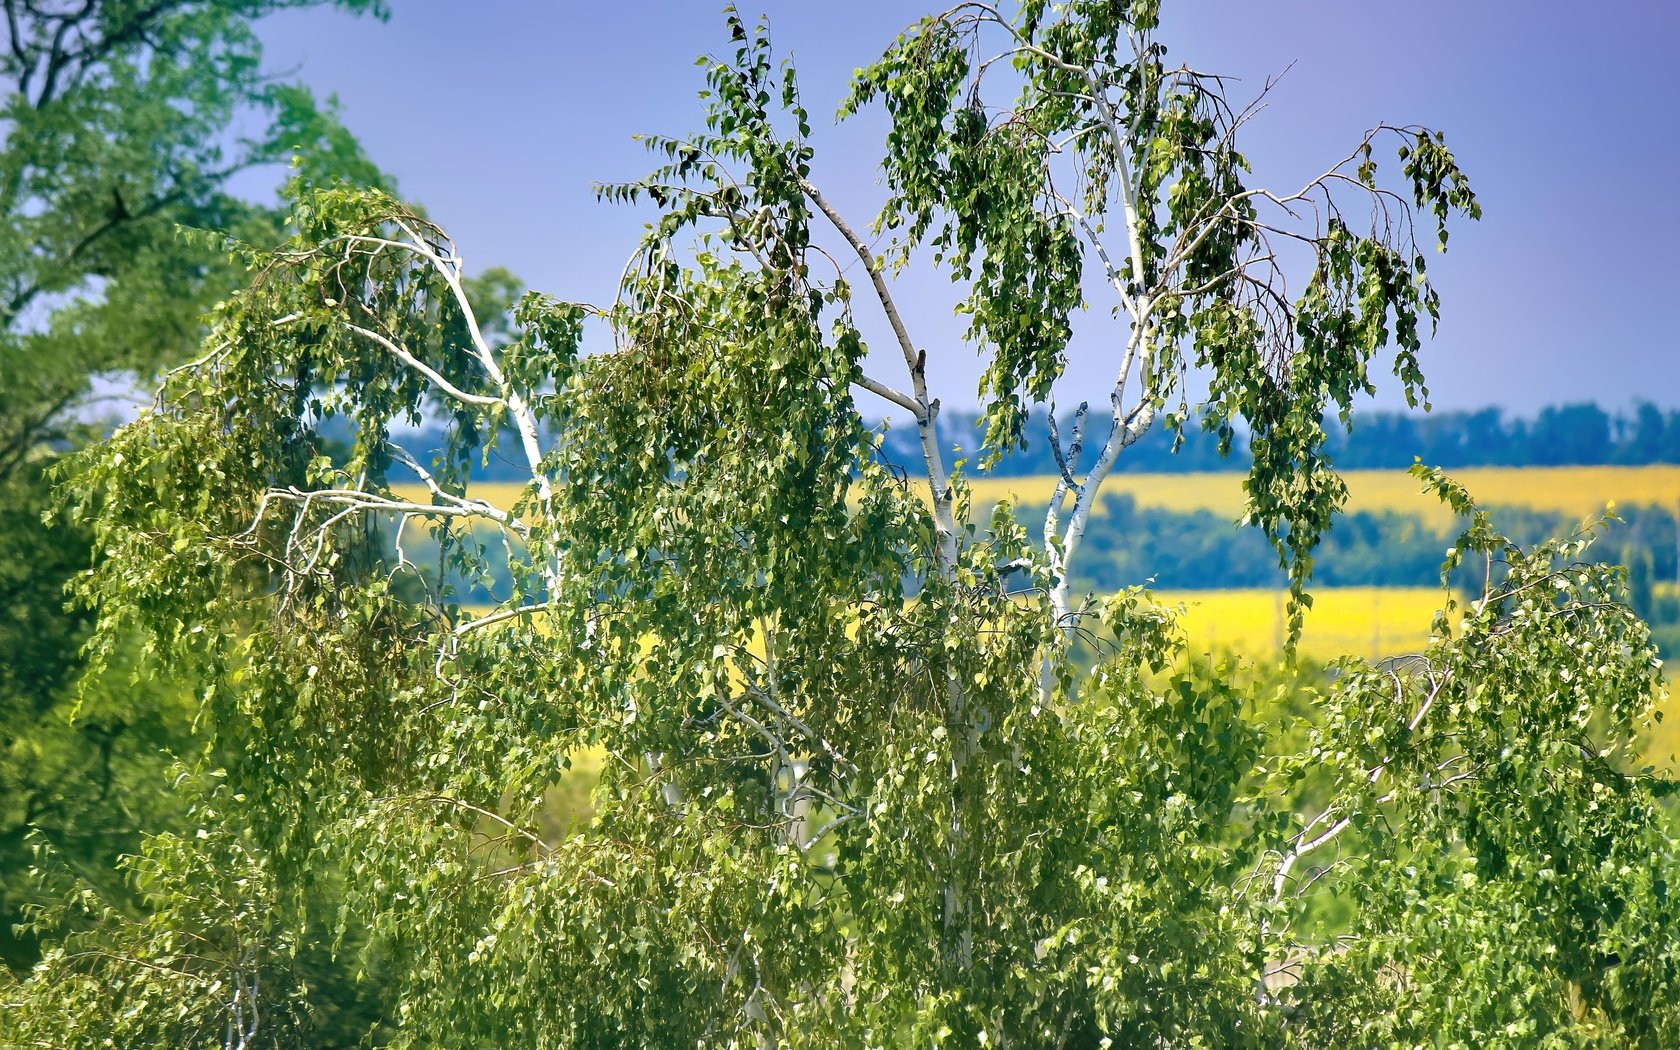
[
  {"xmin": 428, "ymin": 488, "xmax": 1680, "ymax": 654},
  {"xmin": 880, "ymin": 400, "xmax": 1680, "ymax": 475},
  {"xmin": 384, "ymin": 399, "xmax": 1680, "ymax": 627},
  {"xmin": 1068, "ymin": 496, "xmax": 1677, "ymax": 593},
  {"xmin": 386, "ymin": 400, "xmax": 1680, "ymax": 483}
]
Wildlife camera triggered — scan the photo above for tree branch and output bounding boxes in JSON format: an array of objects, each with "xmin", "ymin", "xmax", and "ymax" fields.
[
  {"xmin": 801, "ymin": 177, "xmax": 958, "ymax": 575},
  {"xmin": 341, "ymin": 322, "xmax": 502, "ymax": 409}
]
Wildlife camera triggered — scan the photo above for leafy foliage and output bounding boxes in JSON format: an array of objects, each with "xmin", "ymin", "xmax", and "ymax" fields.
[
  {"xmin": 841, "ymin": 0, "xmax": 1478, "ymax": 635},
  {"xmin": 0, "ymin": 0, "xmax": 390, "ymax": 1019},
  {"xmin": 0, "ymin": 460, "xmax": 197, "ymax": 969},
  {"xmin": 0, "ymin": 0, "xmax": 388, "ymax": 477},
  {"xmin": 8, "ymin": 772, "xmax": 388, "ymax": 1048}
]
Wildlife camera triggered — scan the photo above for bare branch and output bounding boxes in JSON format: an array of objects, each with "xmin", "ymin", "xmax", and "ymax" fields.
[
  {"xmin": 802, "ymin": 177, "xmax": 959, "ymax": 575},
  {"xmin": 453, "ymin": 602, "xmax": 552, "ymax": 637},
  {"xmin": 342, "ymin": 322, "xmax": 501, "ymax": 408},
  {"xmin": 854, "ymin": 373, "xmax": 924, "ymax": 419}
]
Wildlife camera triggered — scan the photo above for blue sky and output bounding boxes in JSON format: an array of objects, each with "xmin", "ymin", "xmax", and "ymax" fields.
[{"xmin": 251, "ymin": 1, "xmax": 1679, "ymax": 414}]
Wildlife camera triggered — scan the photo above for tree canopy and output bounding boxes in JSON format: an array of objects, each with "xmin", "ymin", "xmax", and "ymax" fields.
[
  {"xmin": 0, "ymin": 0, "xmax": 388, "ymax": 476},
  {"xmin": 5, "ymin": 3, "xmax": 1676, "ymax": 1047}
]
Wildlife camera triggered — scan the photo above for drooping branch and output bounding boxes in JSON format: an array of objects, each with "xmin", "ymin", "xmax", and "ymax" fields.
[{"xmin": 849, "ymin": 6, "xmax": 1475, "ymax": 636}]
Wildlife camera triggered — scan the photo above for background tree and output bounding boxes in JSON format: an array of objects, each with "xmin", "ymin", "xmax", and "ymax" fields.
[
  {"xmin": 6, "ymin": 3, "xmax": 1676, "ymax": 1047},
  {"xmin": 0, "ymin": 0, "xmax": 388, "ymax": 980},
  {"xmin": 0, "ymin": 457, "xmax": 204, "ymax": 970},
  {"xmin": 0, "ymin": 0, "xmax": 386, "ymax": 476}
]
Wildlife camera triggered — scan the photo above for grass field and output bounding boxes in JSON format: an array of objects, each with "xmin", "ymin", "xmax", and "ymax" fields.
[{"xmin": 397, "ymin": 465, "xmax": 1680, "ymax": 530}]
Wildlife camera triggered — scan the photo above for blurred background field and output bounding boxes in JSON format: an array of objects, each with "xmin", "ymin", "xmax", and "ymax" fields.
[
  {"xmin": 398, "ymin": 463, "xmax": 1680, "ymax": 531},
  {"xmin": 965, "ymin": 465, "xmax": 1680, "ymax": 530},
  {"xmin": 1160, "ymin": 586, "xmax": 1442, "ymax": 661},
  {"xmin": 1161, "ymin": 585, "xmax": 1677, "ymax": 770}
]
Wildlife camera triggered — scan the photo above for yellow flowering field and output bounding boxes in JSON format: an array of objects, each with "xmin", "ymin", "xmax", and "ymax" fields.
[
  {"xmin": 1157, "ymin": 586, "xmax": 1443, "ymax": 662},
  {"xmin": 963, "ymin": 464, "xmax": 1680, "ymax": 530},
  {"xmin": 400, "ymin": 465, "xmax": 1680, "ymax": 531},
  {"xmin": 1157, "ymin": 586, "xmax": 1675, "ymax": 770}
]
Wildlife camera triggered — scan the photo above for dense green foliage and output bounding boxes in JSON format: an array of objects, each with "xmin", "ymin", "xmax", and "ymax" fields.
[
  {"xmin": 0, "ymin": 0, "xmax": 389, "ymax": 1010},
  {"xmin": 4, "ymin": 3, "xmax": 1675, "ymax": 1047},
  {"xmin": 0, "ymin": 460, "xmax": 197, "ymax": 969},
  {"xmin": 0, "ymin": 0, "xmax": 387, "ymax": 477}
]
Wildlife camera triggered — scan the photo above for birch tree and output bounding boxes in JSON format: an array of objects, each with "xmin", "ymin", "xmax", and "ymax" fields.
[{"xmin": 8, "ymin": 4, "xmax": 1678, "ymax": 1047}]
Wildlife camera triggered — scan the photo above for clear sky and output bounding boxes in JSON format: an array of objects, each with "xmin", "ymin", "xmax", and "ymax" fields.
[{"xmin": 249, "ymin": 1, "xmax": 1680, "ymax": 415}]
